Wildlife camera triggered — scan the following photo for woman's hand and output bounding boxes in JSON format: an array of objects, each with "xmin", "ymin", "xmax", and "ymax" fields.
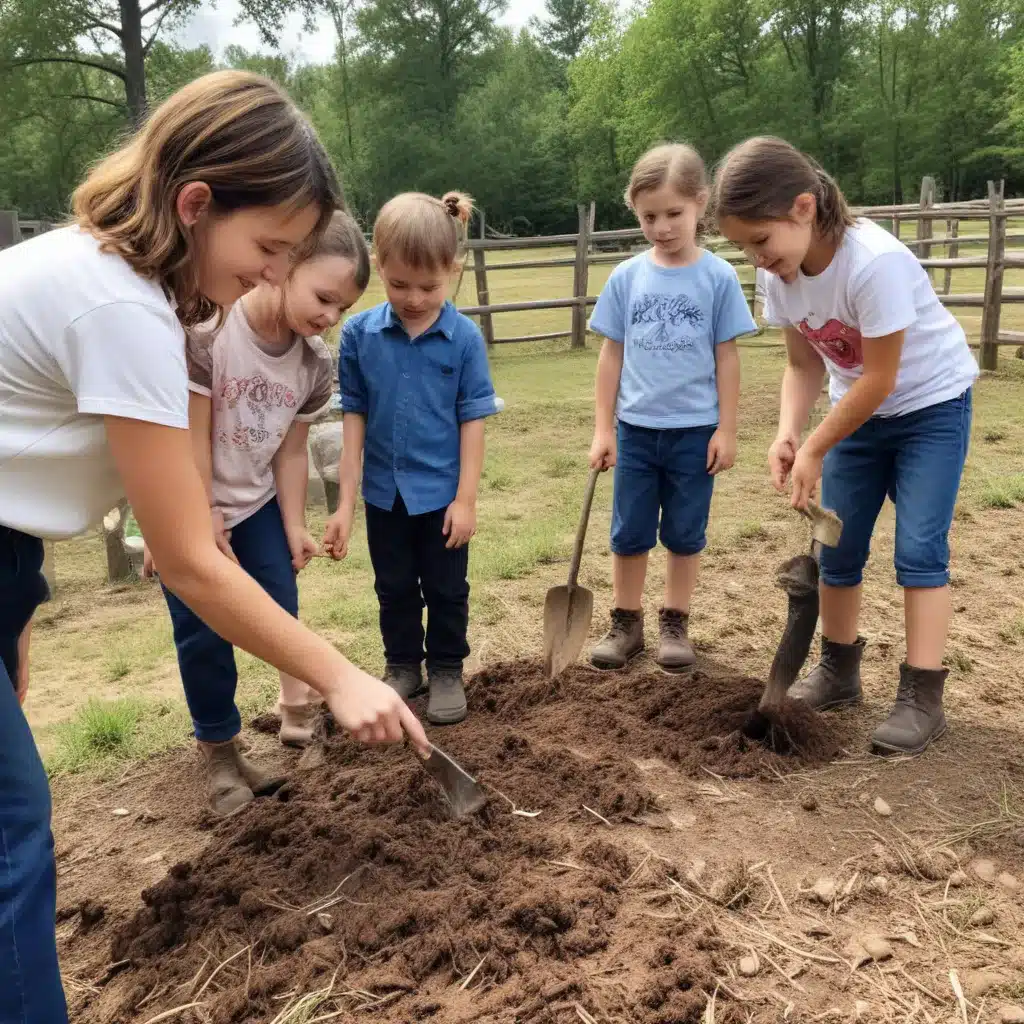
[
  {"xmin": 767, "ymin": 432, "xmax": 799, "ymax": 492},
  {"xmin": 789, "ymin": 444, "xmax": 824, "ymax": 510},
  {"xmin": 329, "ymin": 668, "xmax": 430, "ymax": 752}
]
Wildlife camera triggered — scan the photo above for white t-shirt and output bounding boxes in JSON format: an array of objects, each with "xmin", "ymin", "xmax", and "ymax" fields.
[
  {"xmin": 0, "ymin": 227, "xmax": 188, "ymax": 539},
  {"xmin": 187, "ymin": 303, "xmax": 334, "ymax": 528},
  {"xmin": 763, "ymin": 219, "xmax": 979, "ymax": 417}
]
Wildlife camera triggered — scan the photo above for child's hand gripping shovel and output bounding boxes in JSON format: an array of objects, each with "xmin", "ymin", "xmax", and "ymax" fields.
[
  {"xmin": 542, "ymin": 467, "xmax": 601, "ymax": 679},
  {"xmin": 754, "ymin": 501, "xmax": 843, "ymax": 720}
]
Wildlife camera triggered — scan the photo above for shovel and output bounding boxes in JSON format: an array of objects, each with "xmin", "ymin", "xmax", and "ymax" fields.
[
  {"xmin": 542, "ymin": 467, "xmax": 601, "ymax": 679},
  {"xmin": 756, "ymin": 501, "xmax": 844, "ymax": 715},
  {"xmin": 418, "ymin": 743, "xmax": 487, "ymax": 818}
]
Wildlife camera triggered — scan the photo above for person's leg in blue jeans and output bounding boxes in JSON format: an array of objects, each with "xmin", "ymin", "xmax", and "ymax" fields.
[
  {"xmin": 790, "ymin": 420, "xmax": 893, "ymax": 711},
  {"xmin": 872, "ymin": 390, "xmax": 972, "ymax": 754},
  {"xmin": 162, "ymin": 500, "xmax": 290, "ymax": 814},
  {"xmin": 0, "ymin": 527, "xmax": 69, "ymax": 1024},
  {"xmin": 655, "ymin": 425, "xmax": 716, "ymax": 672},
  {"xmin": 591, "ymin": 421, "xmax": 660, "ymax": 670}
]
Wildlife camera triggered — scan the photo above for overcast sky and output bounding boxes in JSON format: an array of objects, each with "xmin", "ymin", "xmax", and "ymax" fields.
[{"xmin": 172, "ymin": 1, "xmax": 551, "ymax": 66}]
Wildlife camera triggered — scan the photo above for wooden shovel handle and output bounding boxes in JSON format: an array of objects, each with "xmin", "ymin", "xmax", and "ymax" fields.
[{"xmin": 567, "ymin": 467, "xmax": 601, "ymax": 591}]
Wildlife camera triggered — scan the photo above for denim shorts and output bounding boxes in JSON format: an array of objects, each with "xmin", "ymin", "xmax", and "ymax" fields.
[
  {"xmin": 611, "ymin": 420, "xmax": 716, "ymax": 557},
  {"xmin": 820, "ymin": 389, "xmax": 972, "ymax": 589}
]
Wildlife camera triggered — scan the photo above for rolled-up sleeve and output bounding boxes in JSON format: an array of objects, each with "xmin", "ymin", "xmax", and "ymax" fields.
[
  {"xmin": 456, "ymin": 327, "xmax": 503, "ymax": 423},
  {"xmin": 339, "ymin": 319, "xmax": 368, "ymax": 415}
]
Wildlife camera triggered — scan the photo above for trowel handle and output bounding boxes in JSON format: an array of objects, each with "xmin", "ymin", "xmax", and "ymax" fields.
[{"xmin": 567, "ymin": 467, "xmax": 601, "ymax": 591}]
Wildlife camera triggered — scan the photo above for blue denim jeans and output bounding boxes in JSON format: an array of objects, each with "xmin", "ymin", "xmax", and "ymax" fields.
[
  {"xmin": 162, "ymin": 498, "xmax": 298, "ymax": 743},
  {"xmin": 820, "ymin": 389, "xmax": 973, "ymax": 589},
  {"xmin": 0, "ymin": 526, "xmax": 68, "ymax": 1024},
  {"xmin": 611, "ymin": 420, "xmax": 716, "ymax": 557}
]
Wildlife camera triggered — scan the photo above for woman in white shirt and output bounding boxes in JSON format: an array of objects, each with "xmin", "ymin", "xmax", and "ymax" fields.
[{"xmin": 0, "ymin": 70, "xmax": 427, "ymax": 1024}]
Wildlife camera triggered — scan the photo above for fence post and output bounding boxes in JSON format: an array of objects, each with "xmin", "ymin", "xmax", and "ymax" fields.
[
  {"xmin": 943, "ymin": 218, "xmax": 959, "ymax": 296},
  {"xmin": 917, "ymin": 176, "xmax": 936, "ymax": 283},
  {"xmin": 0, "ymin": 210, "xmax": 22, "ymax": 248},
  {"xmin": 102, "ymin": 499, "xmax": 134, "ymax": 582},
  {"xmin": 472, "ymin": 248, "xmax": 495, "ymax": 347},
  {"xmin": 980, "ymin": 179, "xmax": 1006, "ymax": 372},
  {"xmin": 571, "ymin": 202, "xmax": 594, "ymax": 349},
  {"xmin": 41, "ymin": 542, "xmax": 56, "ymax": 601}
]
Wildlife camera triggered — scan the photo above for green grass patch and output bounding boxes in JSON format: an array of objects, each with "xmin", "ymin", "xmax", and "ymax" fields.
[{"xmin": 977, "ymin": 474, "xmax": 1024, "ymax": 510}]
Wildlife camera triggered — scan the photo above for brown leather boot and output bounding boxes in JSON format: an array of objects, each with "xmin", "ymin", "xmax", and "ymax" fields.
[
  {"xmin": 232, "ymin": 743, "xmax": 287, "ymax": 797},
  {"xmin": 788, "ymin": 636, "xmax": 865, "ymax": 710},
  {"xmin": 871, "ymin": 664, "xmax": 948, "ymax": 755},
  {"xmin": 590, "ymin": 608, "xmax": 644, "ymax": 670},
  {"xmin": 198, "ymin": 740, "xmax": 254, "ymax": 817},
  {"xmin": 656, "ymin": 608, "xmax": 696, "ymax": 673}
]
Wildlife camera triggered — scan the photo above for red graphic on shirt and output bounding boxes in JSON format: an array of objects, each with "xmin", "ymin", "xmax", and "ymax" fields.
[
  {"xmin": 797, "ymin": 317, "xmax": 863, "ymax": 370},
  {"xmin": 217, "ymin": 373, "xmax": 298, "ymax": 451}
]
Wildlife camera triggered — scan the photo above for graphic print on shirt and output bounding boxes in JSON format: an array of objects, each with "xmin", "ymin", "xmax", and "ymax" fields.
[
  {"xmin": 218, "ymin": 374, "xmax": 298, "ymax": 450},
  {"xmin": 797, "ymin": 316, "xmax": 864, "ymax": 370},
  {"xmin": 630, "ymin": 293, "xmax": 706, "ymax": 353}
]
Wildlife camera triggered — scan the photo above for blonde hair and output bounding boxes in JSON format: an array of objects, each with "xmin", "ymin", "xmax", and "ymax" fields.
[
  {"xmin": 73, "ymin": 69, "xmax": 341, "ymax": 328},
  {"xmin": 373, "ymin": 191, "xmax": 473, "ymax": 272},
  {"xmin": 713, "ymin": 136, "xmax": 855, "ymax": 245},
  {"xmin": 625, "ymin": 143, "xmax": 708, "ymax": 209},
  {"xmin": 304, "ymin": 210, "xmax": 370, "ymax": 290}
]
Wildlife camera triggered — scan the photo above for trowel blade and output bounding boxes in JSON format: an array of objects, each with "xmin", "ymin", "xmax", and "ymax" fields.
[{"xmin": 419, "ymin": 744, "xmax": 487, "ymax": 818}]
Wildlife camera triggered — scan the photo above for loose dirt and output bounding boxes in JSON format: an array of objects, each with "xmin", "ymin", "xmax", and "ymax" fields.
[{"xmin": 63, "ymin": 657, "xmax": 850, "ymax": 1023}]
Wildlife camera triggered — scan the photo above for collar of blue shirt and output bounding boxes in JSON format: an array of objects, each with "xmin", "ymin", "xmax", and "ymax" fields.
[{"xmin": 377, "ymin": 300, "xmax": 458, "ymax": 341}]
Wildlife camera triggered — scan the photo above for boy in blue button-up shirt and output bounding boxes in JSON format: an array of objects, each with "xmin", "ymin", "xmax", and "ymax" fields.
[{"xmin": 324, "ymin": 190, "xmax": 503, "ymax": 726}]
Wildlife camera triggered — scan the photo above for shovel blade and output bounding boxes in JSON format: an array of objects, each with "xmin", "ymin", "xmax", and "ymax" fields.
[
  {"xmin": 542, "ymin": 584, "xmax": 594, "ymax": 679},
  {"xmin": 420, "ymin": 745, "xmax": 487, "ymax": 818}
]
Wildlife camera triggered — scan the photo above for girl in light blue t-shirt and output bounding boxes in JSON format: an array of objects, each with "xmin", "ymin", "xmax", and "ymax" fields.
[{"xmin": 588, "ymin": 143, "xmax": 757, "ymax": 674}]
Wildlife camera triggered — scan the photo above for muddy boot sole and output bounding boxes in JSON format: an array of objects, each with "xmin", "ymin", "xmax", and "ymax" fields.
[{"xmin": 801, "ymin": 692, "xmax": 864, "ymax": 712}]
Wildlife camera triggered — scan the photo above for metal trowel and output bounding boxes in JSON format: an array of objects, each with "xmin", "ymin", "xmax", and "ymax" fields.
[{"xmin": 417, "ymin": 744, "xmax": 487, "ymax": 818}]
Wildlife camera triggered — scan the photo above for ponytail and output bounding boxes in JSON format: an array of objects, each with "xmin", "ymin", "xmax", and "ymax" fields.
[
  {"xmin": 713, "ymin": 136, "xmax": 854, "ymax": 245},
  {"xmin": 374, "ymin": 190, "xmax": 474, "ymax": 272}
]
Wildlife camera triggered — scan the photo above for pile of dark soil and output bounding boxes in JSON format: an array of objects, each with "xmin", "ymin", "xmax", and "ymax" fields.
[{"xmin": 75, "ymin": 658, "xmax": 848, "ymax": 1023}]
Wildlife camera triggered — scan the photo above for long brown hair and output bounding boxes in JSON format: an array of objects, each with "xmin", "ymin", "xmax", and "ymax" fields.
[
  {"xmin": 713, "ymin": 136, "xmax": 855, "ymax": 244},
  {"xmin": 73, "ymin": 70, "xmax": 341, "ymax": 327},
  {"xmin": 373, "ymin": 191, "xmax": 473, "ymax": 272}
]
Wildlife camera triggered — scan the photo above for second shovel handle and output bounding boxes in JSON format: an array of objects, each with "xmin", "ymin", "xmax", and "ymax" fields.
[{"xmin": 567, "ymin": 467, "xmax": 601, "ymax": 591}]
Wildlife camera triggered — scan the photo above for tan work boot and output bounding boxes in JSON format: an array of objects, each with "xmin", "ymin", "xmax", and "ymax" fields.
[
  {"xmin": 656, "ymin": 608, "xmax": 696, "ymax": 673},
  {"xmin": 232, "ymin": 743, "xmax": 287, "ymax": 797},
  {"xmin": 871, "ymin": 664, "xmax": 947, "ymax": 755},
  {"xmin": 198, "ymin": 740, "xmax": 254, "ymax": 817},
  {"xmin": 382, "ymin": 663, "xmax": 426, "ymax": 700},
  {"xmin": 788, "ymin": 636, "xmax": 865, "ymax": 710},
  {"xmin": 590, "ymin": 608, "xmax": 644, "ymax": 671},
  {"xmin": 278, "ymin": 701, "xmax": 322, "ymax": 749}
]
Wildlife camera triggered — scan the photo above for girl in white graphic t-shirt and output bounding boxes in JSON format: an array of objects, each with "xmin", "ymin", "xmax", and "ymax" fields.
[
  {"xmin": 715, "ymin": 136, "xmax": 978, "ymax": 758},
  {"xmin": 144, "ymin": 212, "xmax": 370, "ymax": 813}
]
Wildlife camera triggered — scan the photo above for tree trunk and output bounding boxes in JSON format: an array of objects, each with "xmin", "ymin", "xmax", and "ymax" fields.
[
  {"xmin": 103, "ymin": 500, "xmax": 134, "ymax": 582},
  {"xmin": 119, "ymin": 0, "xmax": 148, "ymax": 124}
]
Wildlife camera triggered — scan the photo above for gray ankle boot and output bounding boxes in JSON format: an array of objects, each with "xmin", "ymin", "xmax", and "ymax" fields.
[
  {"xmin": 590, "ymin": 608, "xmax": 644, "ymax": 670},
  {"xmin": 788, "ymin": 636, "xmax": 865, "ymax": 710},
  {"xmin": 871, "ymin": 664, "xmax": 948, "ymax": 755},
  {"xmin": 426, "ymin": 664, "xmax": 467, "ymax": 725},
  {"xmin": 382, "ymin": 663, "xmax": 425, "ymax": 700}
]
